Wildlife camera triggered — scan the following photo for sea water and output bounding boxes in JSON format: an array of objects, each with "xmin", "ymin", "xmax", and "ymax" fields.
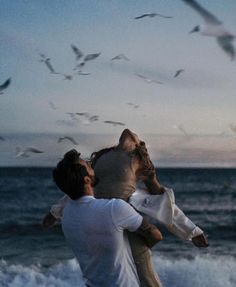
[{"xmin": 0, "ymin": 168, "xmax": 235, "ymax": 287}]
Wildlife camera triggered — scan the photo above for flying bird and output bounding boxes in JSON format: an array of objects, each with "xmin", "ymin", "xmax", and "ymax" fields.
[
  {"xmin": 76, "ymin": 112, "xmax": 89, "ymax": 117},
  {"xmin": 135, "ymin": 73, "xmax": 163, "ymax": 84},
  {"xmin": 174, "ymin": 69, "xmax": 185, "ymax": 78},
  {"xmin": 182, "ymin": 0, "xmax": 235, "ymax": 60},
  {"xmin": 66, "ymin": 112, "xmax": 79, "ymax": 121},
  {"xmin": 16, "ymin": 147, "xmax": 44, "ymax": 158},
  {"xmin": 134, "ymin": 13, "xmax": 173, "ymax": 19},
  {"xmin": 111, "ymin": 54, "xmax": 130, "ymax": 61},
  {"xmin": 0, "ymin": 78, "xmax": 11, "ymax": 94},
  {"xmin": 57, "ymin": 136, "xmax": 78, "ymax": 145},
  {"xmin": 104, "ymin": 120, "xmax": 125, "ymax": 127},
  {"xmin": 49, "ymin": 101, "xmax": 57, "ymax": 110},
  {"xmin": 173, "ymin": 124, "xmax": 189, "ymax": 136},
  {"xmin": 71, "ymin": 44, "xmax": 83, "ymax": 60},
  {"xmin": 127, "ymin": 102, "xmax": 140, "ymax": 109},
  {"xmin": 61, "ymin": 74, "xmax": 73, "ymax": 81},
  {"xmin": 88, "ymin": 115, "xmax": 99, "ymax": 122},
  {"xmin": 75, "ymin": 112, "xmax": 99, "ymax": 125}
]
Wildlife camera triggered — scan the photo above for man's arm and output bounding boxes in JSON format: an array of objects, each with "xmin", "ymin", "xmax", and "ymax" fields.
[{"xmin": 112, "ymin": 199, "xmax": 163, "ymax": 248}]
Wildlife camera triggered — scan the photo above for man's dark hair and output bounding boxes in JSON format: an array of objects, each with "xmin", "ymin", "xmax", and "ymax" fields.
[{"xmin": 53, "ymin": 149, "xmax": 89, "ymax": 199}]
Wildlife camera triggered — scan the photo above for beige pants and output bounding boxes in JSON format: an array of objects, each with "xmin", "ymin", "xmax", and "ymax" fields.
[{"xmin": 127, "ymin": 231, "xmax": 162, "ymax": 287}]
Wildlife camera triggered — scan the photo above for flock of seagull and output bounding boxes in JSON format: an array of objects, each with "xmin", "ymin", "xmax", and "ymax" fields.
[{"xmin": 1, "ymin": 0, "xmax": 236, "ymax": 158}]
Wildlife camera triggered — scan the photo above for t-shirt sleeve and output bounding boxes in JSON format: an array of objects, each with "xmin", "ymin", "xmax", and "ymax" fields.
[{"xmin": 111, "ymin": 199, "xmax": 143, "ymax": 232}]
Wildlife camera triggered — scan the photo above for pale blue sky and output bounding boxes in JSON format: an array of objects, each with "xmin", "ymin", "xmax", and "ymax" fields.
[{"xmin": 0, "ymin": 0, "xmax": 236, "ymax": 166}]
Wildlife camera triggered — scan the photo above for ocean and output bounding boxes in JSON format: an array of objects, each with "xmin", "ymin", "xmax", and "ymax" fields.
[{"xmin": 0, "ymin": 167, "xmax": 235, "ymax": 287}]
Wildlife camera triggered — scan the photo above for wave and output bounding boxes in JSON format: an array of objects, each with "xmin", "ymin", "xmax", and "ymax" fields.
[{"xmin": 0, "ymin": 255, "xmax": 235, "ymax": 287}]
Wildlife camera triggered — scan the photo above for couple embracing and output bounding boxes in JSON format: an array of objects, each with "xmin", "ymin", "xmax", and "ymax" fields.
[{"xmin": 43, "ymin": 129, "xmax": 208, "ymax": 287}]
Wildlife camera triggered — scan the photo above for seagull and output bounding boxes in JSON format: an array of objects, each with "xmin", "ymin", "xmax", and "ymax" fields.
[
  {"xmin": 66, "ymin": 112, "xmax": 79, "ymax": 121},
  {"xmin": 76, "ymin": 112, "xmax": 89, "ymax": 117},
  {"xmin": 111, "ymin": 54, "xmax": 130, "ymax": 61},
  {"xmin": 75, "ymin": 112, "xmax": 99, "ymax": 125},
  {"xmin": 0, "ymin": 78, "xmax": 11, "ymax": 95},
  {"xmin": 49, "ymin": 101, "xmax": 57, "ymax": 110},
  {"xmin": 104, "ymin": 120, "xmax": 125, "ymax": 127},
  {"xmin": 57, "ymin": 136, "xmax": 78, "ymax": 145},
  {"xmin": 135, "ymin": 73, "xmax": 163, "ymax": 84},
  {"xmin": 182, "ymin": 0, "xmax": 235, "ymax": 60},
  {"xmin": 71, "ymin": 44, "xmax": 83, "ymax": 60},
  {"xmin": 134, "ymin": 13, "xmax": 173, "ymax": 19},
  {"xmin": 174, "ymin": 69, "xmax": 185, "ymax": 78},
  {"xmin": 88, "ymin": 115, "xmax": 99, "ymax": 122},
  {"xmin": 127, "ymin": 102, "xmax": 140, "ymax": 109},
  {"xmin": 173, "ymin": 124, "xmax": 189, "ymax": 136},
  {"xmin": 61, "ymin": 74, "xmax": 73, "ymax": 81},
  {"xmin": 16, "ymin": 147, "xmax": 44, "ymax": 158}
]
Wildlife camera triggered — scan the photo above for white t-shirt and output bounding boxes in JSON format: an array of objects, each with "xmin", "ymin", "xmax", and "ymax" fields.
[{"xmin": 61, "ymin": 196, "xmax": 143, "ymax": 287}]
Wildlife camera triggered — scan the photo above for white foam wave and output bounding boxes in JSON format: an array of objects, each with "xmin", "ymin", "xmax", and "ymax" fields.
[{"xmin": 0, "ymin": 255, "xmax": 235, "ymax": 287}]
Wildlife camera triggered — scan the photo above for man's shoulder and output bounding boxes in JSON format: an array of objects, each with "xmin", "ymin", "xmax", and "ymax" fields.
[{"xmin": 94, "ymin": 197, "xmax": 124, "ymax": 206}]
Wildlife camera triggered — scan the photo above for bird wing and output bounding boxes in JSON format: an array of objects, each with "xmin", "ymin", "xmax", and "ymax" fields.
[
  {"xmin": 152, "ymin": 79, "xmax": 163, "ymax": 84},
  {"xmin": 0, "ymin": 78, "xmax": 11, "ymax": 91},
  {"xmin": 117, "ymin": 122, "xmax": 125, "ymax": 126},
  {"xmin": 45, "ymin": 60, "xmax": 55, "ymax": 73},
  {"xmin": 217, "ymin": 36, "xmax": 235, "ymax": 60},
  {"xmin": 26, "ymin": 147, "xmax": 44, "ymax": 153},
  {"xmin": 182, "ymin": 0, "xmax": 222, "ymax": 25},
  {"xmin": 174, "ymin": 69, "xmax": 184, "ymax": 78},
  {"xmin": 65, "ymin": 137, "xmax": 78, "ymax": 145},
  {"xmin": 83, "ymin": 53, "xmax": 101, "ymax": 62},
  {"xmin": 134, "ymin": 14, "xmax": 149, "ymax": 19},
  {"xmin": 135, "ymin": 73, "xmax": 147, "ymax": 80},
  {"xmin": 15, "ymin": 147, "xmax": 27, "ymax": 157},
  {"xmin": 89, "ymin": 115, "xmax": 99, "ymax": 122},
  {"xmin": 155, "ymin": 13, "xmax": 173, "ymax": 19},
  {"xmin": 49, "ymin": 101, "xmax": 56, "ymax": 110},
  {"xmin": 71, "ymin": 44, "xmax": 83, "ymax": 60}
]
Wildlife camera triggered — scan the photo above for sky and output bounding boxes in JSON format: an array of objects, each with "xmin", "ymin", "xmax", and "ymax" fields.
[{"xmin": 0, "ymin": 0, "xmax": 236, "ymax": 166}]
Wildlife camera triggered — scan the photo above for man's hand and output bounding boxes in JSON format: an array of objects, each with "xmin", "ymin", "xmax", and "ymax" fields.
[
  {"xmin": 192, "ymin": 233, "xmax": 209, "ymax": 248},
  {"xmin": 42, "ymin": 212, "xmax": 57, "ymax": 229}
]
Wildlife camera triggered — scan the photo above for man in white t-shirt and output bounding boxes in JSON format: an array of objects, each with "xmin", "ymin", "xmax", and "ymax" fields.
[{"xmin": 52, "ymin": 149, "xmax": 162, "ymax": 287}]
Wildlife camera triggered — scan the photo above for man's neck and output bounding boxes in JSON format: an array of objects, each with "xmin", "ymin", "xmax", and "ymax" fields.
[{"xmin": 83, "ymin": 185, "xmax": 94, "ymax": 196}]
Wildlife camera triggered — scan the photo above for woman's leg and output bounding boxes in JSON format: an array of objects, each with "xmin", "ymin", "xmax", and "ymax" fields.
[{"xmin": 127, "ymin": 231, "xmax": 162, "ymax": 287}]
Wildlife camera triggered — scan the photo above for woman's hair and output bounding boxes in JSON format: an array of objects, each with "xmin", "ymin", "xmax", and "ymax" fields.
[
  {"xmin": 90, "ymin": 146, "xmax": 116, "ymax": 168},
  {"xmin": 53, "ymin": 149, "xmax": 88, "ymax": 200}
]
